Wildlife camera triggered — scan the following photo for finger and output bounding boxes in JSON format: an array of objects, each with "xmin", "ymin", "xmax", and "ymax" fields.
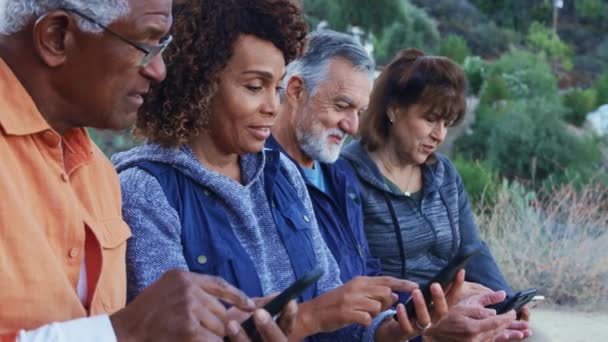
[
  {"xmin": 462, "ymin": 290, "xmax": 507, "ymax": 307},
  {"xmin": 445, "ymin": 269, "xmax": 465, "ymax": 303},
  {"xmin": 197, "ymin": 287, "xmax": 230, "ymax": 321},
  {"xmin": 366, "ymin": 285, "xmax": 399, "ymax": 311},
  {"xmin": 226, "ymin": 320, "xmax": 251, "ymax": 342},
  {"xmin": 507, "ymin": 320, "xmax": 530, "ymax": 331},
  {"xmin": 410, "ymin": 289, "xmax": 431, "ymax": 330},
  {"xmin": 254, "ymin": 309, "xmax": 287, "ymax": 342},
  {"xmin": 370, "ymin": 276, "xmax": 419, "ymax": 292},
  {"xmin": 477, "ymin": 310, "xmax": 516, "ymax": 334},
  {"xmin": 495, "ymin": 329, "xmax": 526, "ymax": 342},
  {"xmin": 253, "ymin": 294, "xmax": 278, "ymax": 308},
  {"xmin": 277, "ymin": 300, "xmax": 298, "ymax": 336},
  {"xmin": 193, "ymin": 304, "xmax": 227, "ymax": 337},
  {"xmin": 197, "ymin": 274, "xmax": 256, "ymax": 311},
  {"xmin": 429, "ymin": 283, "xmax": 448, "ymax": 319},
  {"xmin": 354, "ymin": 295, "xmax": 384, "ymax": 317},
  {"xmin": 394, "ymin": 303, "xmax": 417, "ymax": 336}
]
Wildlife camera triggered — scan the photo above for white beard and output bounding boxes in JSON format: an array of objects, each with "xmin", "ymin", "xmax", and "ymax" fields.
[{"xmin": 296, "ymin": 124, "xmax": 346, "ymax": 164}]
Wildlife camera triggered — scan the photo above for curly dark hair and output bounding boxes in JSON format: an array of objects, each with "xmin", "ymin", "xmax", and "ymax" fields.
[{"xmin": 135, "ymin": 0, "xmax": 308, "ymax": 147}]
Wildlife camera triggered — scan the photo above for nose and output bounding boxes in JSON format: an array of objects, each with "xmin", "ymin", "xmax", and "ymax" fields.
[
  {"xmin": 140, "ymin": 54, "xmax": 167, "ymax": 83},
  {"xmin": 261, "ymin": 90, "xmax": 280, "ymax": 117},
  {"xmin": 339, "ymin": 110, "xmax": 359, "ymax": 136},
  {"xmin": 431, "ymin": 121, "xmax": 447, "ymax": 143}
]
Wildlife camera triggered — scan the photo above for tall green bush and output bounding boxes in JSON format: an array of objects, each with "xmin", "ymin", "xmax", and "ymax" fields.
[
  {"xmin": 373, "ymin": 2, "xmax": 439, "ymax": 64},
  {"xmin": 453, "ymin": 156, "xmax": 499, "ymax": 206},
  {"xmin": 439, "ymin": 34, "xmax": 471, "ymax": 65},
  {"xmin": 463, "ymin": 56, "xmax": 486, "ymax": 95},
  {"xmin": 479, "ymin": 49, "xmax": 559, "ymax": 107},
  {"xmin": 524, "ymin": 21, "xmax": 573, "ymax": 71},
  {"xmin": 562, "ymin": 88, "xmax": 597, "ymax": 126},
  {"xmin": 483, "ymin": 98, "xmax": 600, "ymax": 186},
  {"xmin": 596, "ymin": 73, "xmax": 608, "ymax": 106}
]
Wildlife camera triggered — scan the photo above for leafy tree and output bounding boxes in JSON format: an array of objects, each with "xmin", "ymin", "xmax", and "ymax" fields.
[{"xmin": 596, "ymin": 73, "xmax": 608, "ymax": 105}]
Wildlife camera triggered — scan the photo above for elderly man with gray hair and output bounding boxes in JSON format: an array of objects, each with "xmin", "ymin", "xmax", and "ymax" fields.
[
  {"xmin": 0, "ymin": 1, "xmax": 293, "ymax": 341},
  {"xmin": 268, "ymin": 30, "xmax": 532, "ymax": 342}
]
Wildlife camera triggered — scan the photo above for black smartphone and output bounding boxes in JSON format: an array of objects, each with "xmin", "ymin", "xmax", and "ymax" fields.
[
  {"xmin": 395, "ymin": 246, "xmax": 481, "ymax": 321},
  {"xmin": 238, "ymin": 267, "xmax": 324, "ymax": 342},
  {"xmin": 486, "ymin": 288, "xmax": 537, "ymax": 317}
]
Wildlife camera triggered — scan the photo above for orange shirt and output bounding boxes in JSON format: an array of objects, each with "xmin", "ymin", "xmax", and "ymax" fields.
[{"xmin": 0, "ymin": 57, "xmax": 131, "ymax": 334}]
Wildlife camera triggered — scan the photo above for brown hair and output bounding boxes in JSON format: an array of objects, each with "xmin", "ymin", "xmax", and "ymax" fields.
[
  {"xmin": 135, "ymin": 0, "xmax": 308, "ymax": 147},
  {"xmin": 359, "ymin": 48, "xmax": 467, "ymax": 152}
]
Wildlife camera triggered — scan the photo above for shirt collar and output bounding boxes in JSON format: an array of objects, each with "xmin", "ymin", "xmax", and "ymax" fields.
[{"xmin": 0, "ymin": 57, "xmax": 52, "ymax": 136}]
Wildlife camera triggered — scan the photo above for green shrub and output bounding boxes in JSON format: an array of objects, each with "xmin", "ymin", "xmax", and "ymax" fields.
[
  {"xmin": 596, "ymin": 73, "xmax": 608, "ymax": 105},
  {"xmin": 485, "ymin": 99, "xmax": 601, "ymax": 186},
  {"xmin": 463, "ymin": 56, "xmax": 485, "ymax": 95},
  {"xmin": 525, "ymin": 21, "xmax": 573, "ymax": 71},
  {"xmin": 439, "ymin": 34, "xmax": 471, "ymax": 65},
  {"xmin": 453, "ymin": 156, "xmax": 499, "ymax": 206},
  {"xmin": 575, "ymin": 0, "xmax": 608, "ymax": 20},
  {"xmin": 562, "ymin": 88, "xmax": 598, "ymax": 126},
  {"xmin": 373, "ymin": 4, "xmax": 439, "ymax": 65},
  {"xmin": 479, "ymin": 49, "xmax": 559, "ymax": 107},
  {"xmin": 478, "ymin": 76, "xmax": 511, "ymax": 108}
]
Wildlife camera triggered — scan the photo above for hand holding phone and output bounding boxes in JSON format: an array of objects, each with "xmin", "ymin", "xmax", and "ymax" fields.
[
  {"xmin": 395, "ymin": 246, "xmax": 481, "ymax": 321},
  {"xmin": 235, "ymin": 267, "xmax": 324, "ymax": 342},
  {"xmin": 486, "ymin": 288, "xmax": 537, "ymax": 318}
]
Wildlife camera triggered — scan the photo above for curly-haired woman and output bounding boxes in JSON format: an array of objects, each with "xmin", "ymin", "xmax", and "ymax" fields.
[{"xmin": 112, "ymin": 1, "xmax": 442, "ymax": 341}]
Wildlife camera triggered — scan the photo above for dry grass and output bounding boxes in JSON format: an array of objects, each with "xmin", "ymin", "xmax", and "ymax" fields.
[{"xmin": 476, "ymin": 180, "xmax": 608, "ymax": 311}]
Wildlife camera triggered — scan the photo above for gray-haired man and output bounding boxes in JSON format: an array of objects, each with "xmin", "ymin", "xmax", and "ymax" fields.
[
  {"xmin": 0, "ymin": 1, "xmax": 292, "ymax": 341},
  {"xmin": 268, "ymin": 30, "xmax": 531, "ymax": 341}
]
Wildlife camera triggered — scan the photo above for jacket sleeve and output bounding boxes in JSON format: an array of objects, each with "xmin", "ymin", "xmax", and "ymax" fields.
[
  {"xmin": 455, "ymin": 169, "xmax": 513, "ymax": 294},
  {"xmin": 119, "ymin": 167, "xmax": 190, "ymax": 302}
]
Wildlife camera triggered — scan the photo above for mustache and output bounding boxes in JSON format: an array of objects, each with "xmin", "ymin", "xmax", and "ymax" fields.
[{"xmin": 324, "ymin": 128, "xmax": 347, "ymax": 139}]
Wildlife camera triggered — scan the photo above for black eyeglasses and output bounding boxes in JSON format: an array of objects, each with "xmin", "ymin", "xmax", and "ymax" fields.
[{"xmin": 64, "ymin": 8, "xmax": 172, "ymax": 67}]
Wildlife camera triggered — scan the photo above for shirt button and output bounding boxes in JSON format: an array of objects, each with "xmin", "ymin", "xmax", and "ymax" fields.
[
  {"xmin": 302, "ymin": 214, "xmax": 311, "ymax": 223},
  {"xmin": 61, "ymin": 173, "xmax": 69, "ymax": 182},
  {"xmin": 197, "ymin": 255, "xmax": 208, "ymax": 264},
  {"xmin": 68, "ymin": 248, "xmax": 79, "ymax": 258},
  {"xmin": 203, "ymin": 189, "xmax": 210, "ymax": 196}
]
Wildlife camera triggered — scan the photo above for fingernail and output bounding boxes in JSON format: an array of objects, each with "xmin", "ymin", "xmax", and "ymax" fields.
[
  {"xmin": 228, "ymin": 321, "xmax": 240, "ymax": 336},
  {"xmin": 247, "ymin": 298, "xmax": 256, "ymax": 308},
  {"xmin": 255, "ymin": 309, "xmax": 271, "ymax": 325}
]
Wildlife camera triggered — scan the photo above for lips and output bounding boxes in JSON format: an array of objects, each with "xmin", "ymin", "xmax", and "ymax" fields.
[
  {"xmin": 421, "ymin": 144, "xmax": 435, "ymax": 154},
  {"xmin": 127, "ymin": 89, "xmax": 149, "ymax": 108},
  {"xmin": 249, "ymin": 125, "xmax": 272, "ymax": 140}
]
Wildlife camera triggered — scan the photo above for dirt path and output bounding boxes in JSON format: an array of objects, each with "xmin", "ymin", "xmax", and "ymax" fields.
[{"xmin": 527, "ymin": 309, "xmax": 608, "ymax": 341}]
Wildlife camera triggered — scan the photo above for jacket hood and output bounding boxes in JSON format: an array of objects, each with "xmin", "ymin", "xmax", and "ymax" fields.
[
  {"xmin": 341, "ymin": 140, "xmax": 446, "ymax": 195},
  {"xmin": 111, "ymin": 143, "xmax": 266, "ymax": 188}
]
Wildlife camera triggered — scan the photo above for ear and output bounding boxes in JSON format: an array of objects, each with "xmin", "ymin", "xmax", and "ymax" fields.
[
  {"xmin": 285, "ymin": 75, "xmax": 306, "ymax": 105},
  {"xmin": 32, "ymin": 11, "xmax": 77, "ymax": 68}
]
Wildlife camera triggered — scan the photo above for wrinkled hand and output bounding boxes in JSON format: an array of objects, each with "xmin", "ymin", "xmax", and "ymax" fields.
[
  {"xmin": 376, "ymin": 283, "xmax": 449, "ymax": 341},
  {"xmin": 292, "ymin": 276, "xmax": 418, "ymax": 339},
  {"xmin": 110, "ymin": 269, "xmax": 256, "ymax": 342},
  {"xmin": 423, "ymin": 291, "xmax": 526, "ymax": 342}
]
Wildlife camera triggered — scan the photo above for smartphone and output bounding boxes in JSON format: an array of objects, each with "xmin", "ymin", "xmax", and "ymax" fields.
[
  {"xmin": 395, "ymin": 246, "xmax": 481, "ymax": 321},
  {"xmin": 238, "ymin": 267, "xmax": 324, "ymax": 342},
  {"xmin": 486, "ymin": 288, "xmax": 537, "ymax": 317}
]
